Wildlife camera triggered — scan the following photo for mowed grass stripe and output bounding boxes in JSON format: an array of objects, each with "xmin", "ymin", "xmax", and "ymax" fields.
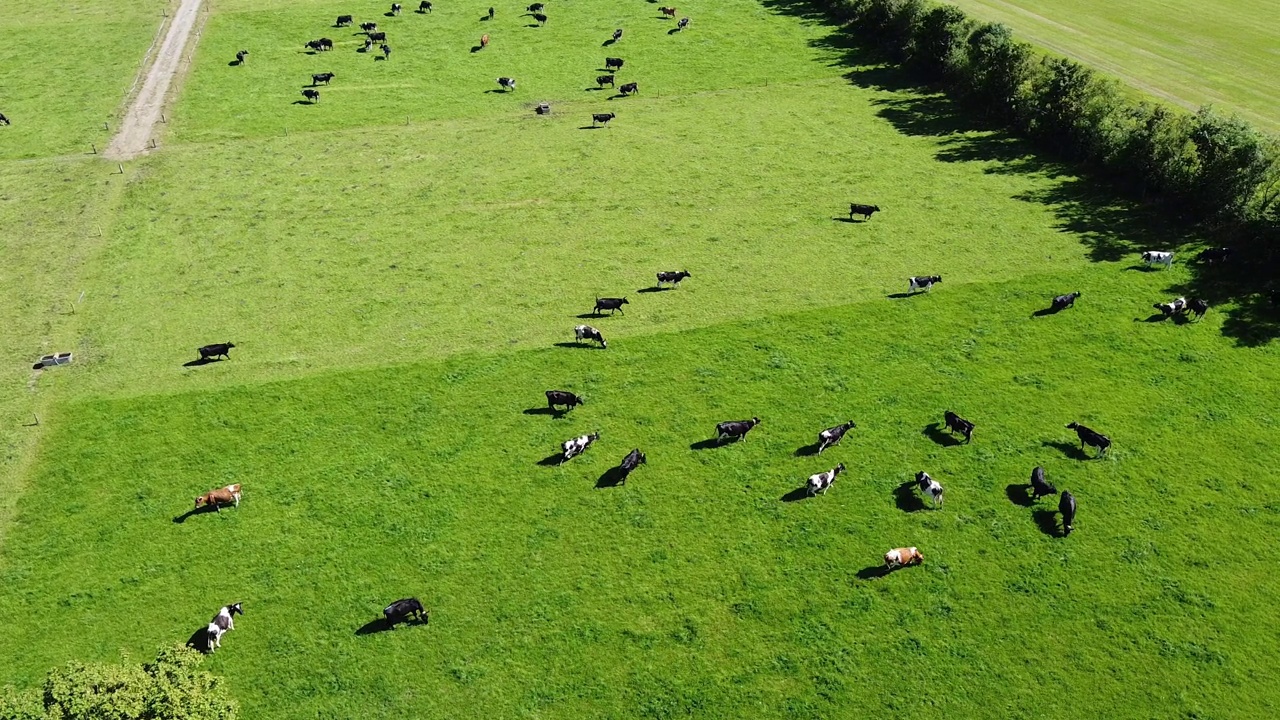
[{"xmin": 0, "ymin": 272, "xmax": 1276, "ymax": 717}]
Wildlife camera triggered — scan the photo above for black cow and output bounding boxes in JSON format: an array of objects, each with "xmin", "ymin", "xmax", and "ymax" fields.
[
  {"xmin": 497, "ymin": 76, "xmax": 516, "ymax": 91},
  {"xmin": 381, "ymin": 44, "xmax": 392, "ymax": 59},
  {"xmin": 596, "ymin": 74, "xmax": 615, "ymax": 88},
  {"xmin": 617, "ymin": 449, "xmax": 646, "ymax": 484},
  {"xmin": 363, "ymin": 38, "xmax": 374, "ymax": 52},
  {"xmin": 302, "ymin": 89, "xmax": 321, "ymax": 103},
  {"xmin": 1029, "ymin": 466, "xmax": 1057, "ymax": 500},
  {"xmin": 594, "ymin": 297, "xmax": 628, "ymax": 315},
  {"xmin": 1059, "ymin": 490, "xmax": 1077, "ymax": 536},
  {"xmin": 418, "ymin": 1, "xmax": 432, "ymax": 12},
  {"xmin": 336, "ymin": 14, "xmax": 353, "ymax": 26},
  {"xmin": 1197, "ymin": 247, "xmax": 1232, "ymax": 264},
  {"xmin": 235, "ymin": 50, "xmax": 249, "ymax": 64},
  {"xmin": 312, "ymin": 72, "xmax": 335, "ymax": 85},
  {"xmin": 1188, "ymin": 298, "xmax": 1209, "ymax": 319},
  {"xmin": 817, "ymin": 420, "xmax": 856, "ymax": 454},
  {"xmin": 676, "ymin": 17, "xmax": 689, "ymax": 30},
  {"xmin": 592, "ymin": 112, "xmax": 615, "ymax": 127},
  {"xmin": 619, "ymin": 82, "xmax": 638, "ymax": 96},
  {"xmin": 368, "ymin": 31, "xmax": 387, "ymax": 42},
  {"xmin": 612, "ymin": 28, "xmax": 623, "ymax": 41},
  {"xmin": 545, "ymin": 390, "xmax": 583, "ymax": 412},
  {"xmin": 361, "ymin": 21, "xmax": 379, "ymax": 32},
  {"xmin": 198, "ymin": 343, "xmax": 235, "ymax": 361},
  {"xmin": 306, "ymin": 39, "xmax": 333, "ymax": 52},
  {"xmin": 605, "ymin": 57, "xmax": 624, "ymax": 71},
  {"xmin": 656, "ymin": 270, "xmax": 690, "ymax": 287},
  {"xmin": 383, "ymin": 598, "xmax": 428, "ymax": 626},
  {"xmin": 574, "ymin": 325, "xmax": 606, "ymax": 348},
  {"xmin": 943, "ymin": 411, "xmax": 974, "ymax": 444},
  {"xmin": 849, "ymin": 203, "xmax": 879, "ymax": 220},
  {"xmin": 533, "ymin": 13, "xmax": 547, "ymax": 25},
  {"xmin": 527, "ymin": 3, "xmax": 544, "ymax": 11},
  {"xmin": 392, "ymin": 3, "xmax": 402, "ymax": 15},
  {"xmin": 716, "ymin": 417, "xmax": 759, "ymax": 442},
  {"xmin": 908, "ymin": 275, "xmax": 942, "ymax": 293},
  {"xmin": 1051, "ymin": 291, "xmax": 1080, "ymax": 311},
  {"xmin": 488, "ymin": 6, "xmax": 495, "ymax": 20},
  {"xmin": 1066, "ymin": 422, "xmax": 1110, "ymax": 457}
]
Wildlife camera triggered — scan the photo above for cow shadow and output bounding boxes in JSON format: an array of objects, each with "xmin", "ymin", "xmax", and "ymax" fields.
[
  {"xmin": 1005, "ymin": 483, "xmax": 1035, "ymax": 507},
  {"xmin": 522, "ymin": 407, "xmax": 563, "ymax": 417},
  {"xmin": 172, "ymin": 505, "xmax": 218, "ymax": 524},
  {"xmin": 537, "ymin": 453, "xmax": 565, "ymax": 466},
  {"xmin": 1032, "ymin": 305, "xmax": 1065, "ymax": 317},
  {"xmin": 689, "ymin": 438, "xmax": 723, "ymax": 451},
  {"xmin": 575, "ymin": 312, "xmax": 606, "ymax": 318},
  {"xmin": 607, "ymin": 94, "xmax": 626, "ymax": 100},
  {"xmin": 602, "ymin": 39, "xmax": 617, "ymax": 47},
  {"xmin": 855, "ymin": 565, "xmax": 891, "ymax": 580},
  {"xmin": 484, "ymin": 89, "xmax": 509, "ymax": 94},
  {"xmin": 893, "ymin": 481, "xmax": 925, "ymax": 513},
  {"xmin": 923, "ymin": 423, "xmax": 960, "ymax": 447},
  {"xmin": 780, "ymin": 486, "xmax": 810, "ymax": 503},
  {"xmin": 1032, "ymin": 509, "xmax": 1063, "ymax": 537},
  {"xmin": 1042, "ymin": 440, "xmax": 1089, "ymax": 461},
  {"xmin": 228, "ymin": 60, "xmax": 242, "ymax": 67},
  {"xmin": 182, "ymin": 357, "xmax": 219, "ymax": 367},
  {"xmin": 374, "ymin": 56, "xmax": 387, "ymax": 62},
  {"xmin": 526, "ymin": 23, "xmax": 541, "ymax": 28},
  {"xmin": 578, "ymin": 126, "xmax": 606, "ymax": 130},
  {"xmin": 185, "ymin": 626, "xmax": 213, "ymax": 654},
  {"xmin": 585, "ymin": 87, "xmax": 609, "ymax": 92},
  {"xmin": 667, "ymin": 27, "xmax": 681, "ymax": 35},
  {"xmin": 292, "ymin": 100, "xmax": 316, "ymax": 105},
  {"xmin": 356, "ymin": 616, "xmax": 425, "ymax": 635},
  {"xmin": 385, "ymin": 11, "xmax": 398, "ymax": 17},
  {"xmin": 793, "ymin": 442, "xmax": 821, "ymax": 457},
  {"xmin": 1125, "ymin": 264, "xmax": 1163, "ymax": 272},
  {"xmin": 553, "ymin": 342, "xmax": 604, "ymax": 350},
  {"xmin": 832, "ymin": 216, "xmax": 861, "ymax": 223},
  {"xmin": 886, "ymin": 292, "xmax": 917, "ymax": 299},
  {"xmin": 637, "ymin": 286, "xmax": 667, "ymax": 293},
  {"xmin": 595, "ymin": 466, "xmax": 628, "ymax": 488},
  {"xmin": 1141, "ymin": 313, "xmax": 1171, "ymax": 323},
  {"xmin": 470, "ymin": 45, "xmax": 484, "ymax": 53}
]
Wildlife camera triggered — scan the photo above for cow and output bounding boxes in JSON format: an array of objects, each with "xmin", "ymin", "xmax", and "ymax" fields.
[
  {"xmin": 660, "ymin": 7, "xmax": 677, "ymax": 17},
  {"xmin": 336, "ymin": 14, "xmax": 353, "ymax": 26},
  {"xmin": 527, "ymin": 3, "xmax": 544, "ymax": 11},
  {"xmin": 312, "ymin": 72, "xmax": 335, "ymax": 85},
  {"xmin": 206, "ymin": 603, "xmax": 243, "ymax": 652},
  {"xmin": 592, "ymin": 112, "xmax": 615, "ymax": 127},
  {"xmin": 1059, "ymin": 490, "xmax": 1077, "ymax": 536},
  {"xmin": 1029, "ymin": 466, "xmax": 1057, "ymax": 500},
  {"xmin": 368, "ymin": 31, "xmax": 387, "ymax": 43},
  {"xmin": 533, "ymin": 13, "xmax": 547, "ymax": 25},
  {"xmin": 1066, "ymin": 422, "xmax": 1110, "ymax": 457},
  {"xmin": 1141, "ymin": 250, "xmax": 1174, "ymax": 269},
  {"xmin": 363, "ymin": 37, "xmax": 374, "ymax": 52},
  {"xmin": 656, "ymin": 270, "xmax": 690, "ymax": 287},
  {"xmin": 617, "ymin": 449, "xmax": 646, "ymax": 484},
  {"xmin": 560, "ymin": 430, "xmax": 599, "ymax": 464},
  {"xmin": 487, "ymin": 6, "xmax": 495, "ymax": 20},
  {"xmin": 497, "ymin": 77, "xmax": 516, "ymax": 92},
  {"xmin": 908, "ymin": 275, "xmax": 942, "ymax": 293},
  {"xmin": 915, "ymin": 471, "xmax": 944, "ymax": 507},
  {"xmin": 807, "ymin": 463, "xmax": 845, "ymax": 496},
  {"xmin": 1153, "ymin": 296, "xmax": 1187, "ymax": 317},
  {"xmin": 1188, "ymin": 298, "xmax": 1209, "ymax": 319},
  {"xmin": 381, "ymin": 44, "xmax": 392, "ymax": 59},
  {"xmin": 943, "ymin": 411, "xmax": 974, "ymax": 444},
  {"xmin": 235, "ymin": 50, "xmax": 249, "ymax": 64},
  {"xmin": 545, "ymin": 390, "xmax": 583, "ymax": 412},
  {"xmin": 392, "ymin": 3, "xmax": 402, "ymax": 15},
  {"xmin": 676, "ymin": 17, "xmax": 689, "ymax": 30},
  {"xmin": 480, "ymin": 33, "xmax": 490, "ymax": 49},
  {"xmin": 198, "ymin": 342, "xmax": 235, "ymax": 361},
  {"xmin": 612, "ymin": 28, "xmax": 623, "ymax": 41},
  {"xmin": 302, "ymin": 89, "xmax": 321, "ymax": 103},
  {"xmin": 383, "ymin": 598, "xmax": 428, "ymax": 626},
  {"xmin": 816, "ymin": 420, "xmax": 856, "ymax": 454},
  {"xmin": 574, "ymin": 325, "xmax": 606, "ymax": 348},
  {"xmin": 596, "ymin": 74, "xmax": 615, "ymax": 88},
  {"xmin": 1051, "ymin": 291, "xmax": 1080, "ymax": 311},
  {"xmin": 0, "ymin": 112, "xmax": 9, "ymax": 126},
  {"xmin": 594, "ymin": 297, "xmax": 628, "ymax": 315},
  {"xmin": 1196, "ymin": 247, "xmax": 1232, "ymax": 264},
  {"xmin": 619, "ymin": 82, "xmax": 638, "ymax": 96},
  {"xmin": 716, "ymin": 417, "xmax": 760, "ymax": 442},
  {"xmin": 195, "ymin": 483, "xmax": 242, "ymax": 511},
  {"xmin": 419, "ymin": 1, "xmax": 432, "ymax": 12},
  {"xmin": 305, "ymin": 39, "xmax": 327, "ymax": 52},
  {"xmin": 361, "ymin": 21, "xmax": 379, "ymax": 32},
  {"xmin": 849, "ymin": 203, "xmax": 879, "ymax": 220},
  {"xmin": 884, "ymin": 547, "xmax": 923, "ymax": 569},
  {"xmin": 604, "ymin": 57, "xmax": 624, "ymax": 72}
]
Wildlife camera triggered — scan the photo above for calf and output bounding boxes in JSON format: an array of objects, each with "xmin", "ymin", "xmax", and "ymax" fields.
[
  {"xmin": 1059, "ymin": 490, "xmax": 1077, "ymax": 536},
  {"xmin": 419, "ymin": 1, "xmax": 432, "ymax": 11},
  {"xmin": 336, "ymin": 14, "xmax": 353, "ymax": 26},
  {"xmin": 816, "ymin": 420, "xmax": 856, "ymax": 454},
  {"xmin": 574, "ymin": 324, "xmax": 606, "ymax": 348},
  {"xmin": 943, "ymin": 410, "xmax": 974, "ymax": 444},
  {"xmin": 1029, "ymin": 466, "xmax": 1057, "ymax": 500},
  {"xmin": 361, "ymin": 21, "xmax": 379, "ymax": 32},
  {"xmin": 1153, "ymin": 296, "xmax": 1187, "ymax": 317},
  {"xmin": 1196, "ymin": 247, "xmax": 1231, "ymax": 264},
  {"xmin": 591, "ymin": 112, "xmax": 615, "ymax": 127},
  {"xmin": 660, "ymin": 7, "xmax": 677, "ymax": 17},
  {"xmin": 1141, "ymin": 250, "xmax": 1174, "ymax": 269},
  {"xmin": 617, "ymin": 449, "xmax": 646, "ymax": 484},
  {"xmin": 908, "ymin": 275, "xmax": 942, "ymax": 293},
  {"xmin": 619, "ymin": 82, "xmax": 638, "ymax": 96},
  {"xmin": 302, "ymin": 89, "xmax": 321, "ymax": 103},
  {"xmin": 716, "ymin": 417, "xmax": 760, "ymax": 442},
  {"xmin": 1066, "ymin": 422, "xmax": 1110, "ymax": 457},
  {"xmin": 312, "ymin": 72, "xmax": 335, "ymax": 85},
  {"xmin": 596, "ymin": 74, "xmax": 615, "ymax": 88},
  {"xmin": 206, "ymin": 603, "xmax": 243, "ymax": 652},
  {"xmin": 594, "ymin": 297, "xmax": 628, "ymax": 315},
  {"xmin": 391, "ymin": 3, "xmax": 402, "ymax": 15},
  {"xmin": 527, "ymin": 3, "xmax": 544, "ymax": 11},
  {"xmin": 235, "ymin": 50, "xmax": 249, "ymax": 64},
  {"xmin": 497, "ymin": 77, "xmax": 516, "ymax": 92},
  {"xmin": 1187, "ymin": 298, "xmax": 1208, "ymax": 319},
  {"xmin": 533, "ymin": 13, "xmax": 547, "ymax": 25},
  {"xmin": 849, "ymin": 203, "xmax": 879, "ymax": 220},
  {"xmin": 198, "ymin": 342, "xmax": 235, "ymax": 361},
  {"xmin": 1051, "ymin": 291, "xmax": 1080, "ymax": 311},
  {"xmin": 195, "ymin": 483, "xmax": 242, "ymax": 511},
  {"xmin": 383, "ymin": 598, "xmax": 427, "ymax": 626},
  {"xmin": 656, "ymin": 270, "xmax": 690, "ymax": 287},
  {"xmin": 560, "ymin": 430, "xmax": 599, "ymax": 464},
  {"xmin": 676, "ymin": 17, "xmax": 689, "ymax": 30},
  {"xmin": 545, "ymin": 390, "xmax": 583, "ymax": 412},
  {"xmin": 915, "ymin": 471, "xmax": 944, "ymax": 507},
  {"xmin": 368, "ymin": 31, "xmax": 387, "ymax": 43},
  {"xmin": 807, "ymin": 463, "xmax": 845, "ymax": 496},
  {"xmin": 605, "ymin": 57, "xmax": 624, "ymax": 71},
  {"xmin": 612, "ymin": 28, "xmax": 623, "ymax": 41},
  {"xmin": 884, "ymin": 547, "xmax": 923, "ymax": 569}
]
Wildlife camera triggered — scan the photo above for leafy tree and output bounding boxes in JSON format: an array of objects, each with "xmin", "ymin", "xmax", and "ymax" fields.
[{"xmin": 909, "ymin": 5, "xmax": 972, "ymax": 82}]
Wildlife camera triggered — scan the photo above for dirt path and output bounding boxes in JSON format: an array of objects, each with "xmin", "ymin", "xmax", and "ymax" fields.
[{"xmin": 105, "ymin": 0, "xmax": 206, "ymax": 160}]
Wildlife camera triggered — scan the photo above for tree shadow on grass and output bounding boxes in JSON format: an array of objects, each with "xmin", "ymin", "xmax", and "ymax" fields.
[
  {"xmin": 172, "ymin": 505, "xmax": 218, "ymax": 524},
  {"xmin": 1032, "ymin": 509, "xmax": 1063, "ymax": 537},
  {"xmin": 855, "ymin": 565, "xmax": 891, "ymax": 580},
  {"xmin": 1042, "ymin": 440, "xmax": 1090, "ymax": 461},
  {"xmin": 596, "ymin": 466, "xmax": 628, "ymax": 488},
  {"xmin": 1005, "ymin": 483, "xmax": 1035, "ymax": 508},
  {"xmin": 780, "ymin": 486, "xmax": 810, "ymax": 502},
  {"xmin": 893, "ymin": 481, "xmax": 925, "ymax": 513},
  {"xmin": 922, "ymin": 422, "xmax": 960, "ymax": 447},
  {"xmin": 537, "ymin": 453, "xmax": 565, "ymax": 466}
]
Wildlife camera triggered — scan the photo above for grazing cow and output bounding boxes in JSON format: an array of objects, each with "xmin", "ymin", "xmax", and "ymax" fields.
[
  {"xmin": 1141, "ymin": 250, "xmax": 1174, "ymax": 269},
  {"xmin": 908, "ymin": 275, "xmax": 942, "ymax": 293},
  {"xmin": 1153, "ymin": 296, "xmax": 1187, "ymax": 317},
  {"xmin": 1051, "ymin": 291, "xmax": 1080, "ymax": 311},
  {"xmin": 419, "ymin": 1, "xmax": 432, "ymax": 12},
  {"xmin": 497, "ymin": 76, "xmax": 516, "ymax": 91},
  {"xmin": 594, "ymin": 297, "xmax": 628, "ymax": 315},
  {"xmin": 849, "ymin": 203, "xmax": 879, "ymax": 220},
  {"xmin": 481, "ymin": 33, "xmax": 490, "ymax": 49},
  {"xmin": 336, "ymin": 14, "xmax": 353, "ymax": 26},
  {"xmin": 612, "ymin": 28, "xmax": 623, "ymax": 41},
  {"xmin": 943, "ymin": 411, "xmax": 974, "ymax": 444},
  {"xmin": 1059, "ymin": 490, "xmax": 1077, "ymax": 536},
  {"xmin": 1196, "ymin": 247, "xmax": 1232, "ymax": 264},
  {"xmin": 884, "ymin": 547, "xmax": 923, "ymax": 569},
  {"xmin": 1188, "ymin": 297, "xmax": 1209, "ymax": 319},
  {"xmin": 368, "ymin": 31, "xmax": 387, "ymax": 42},
  {"xmin": 605, "ymin": 57, "xmax": 624, "ymax": 71},
  {"xmin": 1066, "ymin": 422, "xmax": 1110, "ymax": 457},
  {"xmin": 619, "ymin": 82, "xmax": 638, "ymax": 96},
  {"xmin": 574, "ymin": 324, "xmax": 606, "ymax": 348},
  {"xmin": 816, "ymin": 420, "xmax": 856, "ymax": 454},
  {"xmin": 302, "ymin": 89, "xmax": 321, "ymax": 103},
  {"xmin": 545, "ymin": 390, "xmax": 583, "ymax": 412},
  {"xmin": 206, "ymin": 603, "xmax": 243, "ymax": 652},
  {"xmin": 361, "ymin": 21, "xmax": 379, "ymax": 32},
  {"xmin": 195, "ymin": 483, "xmax": 242, "ymax": 511},
  {"xmin": 915, "ymin": 471, "xmax": 944, "ymax": 508},
  {"xmin": 312, "ymin": 72, "xmax": 335, "ymax": 85},
  {"xmin": 716, "ymin": 417, "xmax": 760, "ymax": 442},
  {"xmin": 392, "ymin": 3, "xmax": 402, "ymax": 15},
  {"xmin": 305, "ymin": 39, "xmax": 325, "ymax": 52},
  {"xmin": 660, "ymin": 7, "xmax": 677, "ymax": 17},
  {"xmin": 198, "ymin": 342, "xmax": 235, "ymax": 361},
  {"xmin": 807, "ymin": 463, "xmax": 845, "ymax": 496},
  {"xmin": 560, "ymin": 430, "xmax": 599, "ymax": 464},
  {"xmin": 363, "ymin": 37, "xmax": 374, "ymax": 51},
  {"xmin": 657, "ymin": 270, "xmax": 691, "ymax": 287},
  {"xmin": 1029, "ymin": 466, "xmax": 1057, "ymax": 500},
  {"xmin": 596, "ymin": 74, "xmax": 615, "ymax": 88},
  {"xmin": 235, "ymin": 50, "xmax": 249, "ymax": 64},
  {"xmin": 617, "ymin": 448, "xmax": 646, "ymax": 484},
  {"xmin": 676, "ymin": 17, "xmax": 689, "ymax": 30},
  {"xmin": 383, "ymin": 598, "xmax": 428, "ymax": 626},
  {"xmin": 0, "ymin": 112, "xmax": 8, "ymax": 126},
  {"xmin": 528, "ymin": 3, "xmax": 544, "ymax": 11},
  {"xmin": 592, "ymin": 112, "xmax": 615, "ymax": 127},
  {"xmin": 381, "ymin": 44, "xmax": 392, "ymax": 59},
  {"xmin": 533, "ymin": 13, "xmax": 547, "ymax": 25}
]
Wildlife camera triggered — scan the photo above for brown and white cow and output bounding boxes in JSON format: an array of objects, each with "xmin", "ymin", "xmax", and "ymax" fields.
[
  {"xmin": 884, "ymin": 547, "xmax": 923, "ymax": 569},
  {"xmin": 195, "ymin": 483, "xmax": 242, "ymax": 511}
]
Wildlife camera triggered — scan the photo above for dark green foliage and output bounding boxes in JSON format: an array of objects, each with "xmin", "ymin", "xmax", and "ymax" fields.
[
  {"xmin": 962, "ymin": 23, "xmax": 1032, "ymax": 121},
  {"xmin": 1186, "ymin": 107, "xmax": 1277, "ymax": 220},
  {"xmin": 908, "ymin": 5, "xmax": 972, "ymax": 81}
]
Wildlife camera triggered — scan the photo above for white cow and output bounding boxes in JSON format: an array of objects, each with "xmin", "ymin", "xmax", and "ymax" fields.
[
  {"xmin": 560, "ymin": 431, "xmax": 599, "ymax": 464},
  {"xmin": 806, "ymin": 463, "xmax": 845, "ymax": 496},
  {"xmin": 915, "ymin": 471, "xmax": 944, "ymax": 508}
]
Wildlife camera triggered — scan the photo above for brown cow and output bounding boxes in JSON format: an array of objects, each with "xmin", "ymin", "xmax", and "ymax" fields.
[
  {"xmin": 660, "ymin": 6, "xmax": 676, "ymax": 17},
  {"xmin": 195, "ymin": 483, "xmax": 242, "ymax": 511}
]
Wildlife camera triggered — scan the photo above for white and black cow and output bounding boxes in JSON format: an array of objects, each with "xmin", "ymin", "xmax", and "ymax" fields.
[
  {"xmin": 546, "ymin": 390, "xmax": 583, "ymax": 411},
  {"xmin": 596, "ymin": 74, "xmax": 615, "ymax": 88},
  {"xmin": 716, "ymin": 417, "xmax": 759, "ymax": 442},
  {"xmin": 611, "ymin": 28, "xmax": 623, "ymax": 41},
  {"xmin": 384, "ymin": 597, "xmax": 428, "ymax": 626},
  {"xmin": 0, "ymin": 112, "xmax": 8, "ymax": 126},
  {"xmin": 594, "ymin": 297, "xmax": 628, "ymax": 315},
  {"xmin": 592, "ymin": 112, "xmax": 616, "ymax": 127},
  {"xmin": 656, "ymin": 270, "xmax": 691, "ymax": 287},
  {"xmin": 676, "ymin": 16, "xmax": 689, "ymax": 30},
  {"xmin": 560, "ymin": 430, "xmax": 599, "ymax": 464},
  {"xmin": 419, "ymin": 1, "xmax": 433, "ymax": 12},
  {"xmin": 533, "ymin": 13, "xmax": 547, "ymax": 25},
  {"xmin": 943, "ymin": 411, "xmax": 974, "ymax": 444},
  {"xmin": 1029, "ymin": 466, "xmax": 1057, "ymax": 500},
  {"xmin": 235, "ymin": 50, "xmax": 249, "ymax": 65},
  {"xmin": 908, "ymin": 275, "xmax": 942, "ymax": 293},
  {"xmin": 1154, "ymin": 296, "xmax": 1187, "ymax": 316},
  {"xmin": 1051, "ymin": 291, "xmax": 1080, "ymax": 311},
  {"xmin": 1066, "ymin": 422, "xmax": 1110, "ymax": 457},
  {"xmin": 497, "ymin": 77, "xmax": 516, "ymax": 92},
  {"xmin": 381, "ymin": 44, "xmax": 392, "ymax": 60},
  {"xmin": 391, "ymin": 3, "xmax": 403, "ymax": 15},
  {"xmin": 916, "ymin": 471, "xmax": 944, "ymax": 507},
  {"xmin": 807, "ymin": 462, "xmax": 845, "ymax": 496},
  {"xmin": 617, "ymin": 448, "xmax": 646, "ymax": 484},
  {"xmin": 619, "ymin": 82, "xmax": 638, "ymax": 96},
  {"xmin": 574, "ymin": 324, "xmax": 606, "ymax": 348},
  {"xmin": 206, "ymin": 603, "xmax": 243, "ymax": 652},
  {"xmin": 1059, "ymin": 490, "xmax": 1077, "ymax": 536},
  {"xmin": 816, "ymin": 420, "xmax": 856, "ymax": 454},
  {"xmin": 1141, "ymin": 250, "xmax": 1174, "ymax": 269},
  {"xmin": 361, "ymin": 21, "xmax": 379, "ymax": 32},
  {"xmin": 527, "ymin": 3, "xmax": 544, "ymax": 11},
  {"xmin": 302, "ymin": 89, "xmax": 321, "ymax": 103}
]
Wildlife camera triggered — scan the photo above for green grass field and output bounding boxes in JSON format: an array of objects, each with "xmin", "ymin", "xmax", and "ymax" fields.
[{"xmin": 2, "ymin": 0, "xmax": 1279, "ymax": 717}]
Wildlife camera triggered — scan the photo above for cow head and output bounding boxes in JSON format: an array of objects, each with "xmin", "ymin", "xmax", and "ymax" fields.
[{"xmin": 229, "ymin": 602, "xmax": 243, "ymax": 616}]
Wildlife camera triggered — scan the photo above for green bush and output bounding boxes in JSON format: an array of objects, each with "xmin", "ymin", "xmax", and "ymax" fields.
[{"xmin": 908, "ymin": 5, "xmax": 972, "ymax": 82}]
